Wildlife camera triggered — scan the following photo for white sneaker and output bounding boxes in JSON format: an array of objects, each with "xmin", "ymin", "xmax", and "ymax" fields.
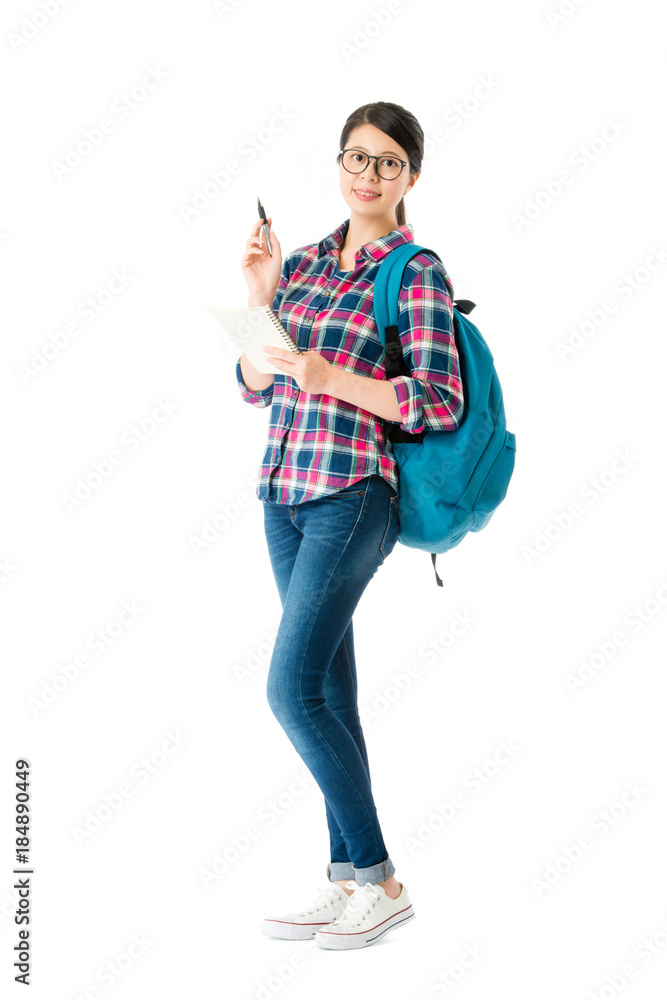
[
  {"xmin": 261, "ymin": 882, "xmax": 352, "ymax": 940},
  {"xmin": 314, "ymin": 880, "xmax": 415, "ymax": 950}
]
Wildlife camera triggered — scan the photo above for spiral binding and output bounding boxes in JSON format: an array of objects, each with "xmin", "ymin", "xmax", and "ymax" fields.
[{"xmin": 264, "ymin": 305, "xmax": 301, "ymax": 354}]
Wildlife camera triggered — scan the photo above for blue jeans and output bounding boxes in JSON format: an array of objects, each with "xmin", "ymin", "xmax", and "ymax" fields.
[{"xmin": 263, "ymin": 473, "xmax": 400, "ymax": 886}]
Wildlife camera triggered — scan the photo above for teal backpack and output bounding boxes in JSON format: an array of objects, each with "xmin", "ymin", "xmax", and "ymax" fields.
[{"xmin": 373, "ymin": 243, "xmax": 516, "ymax": 587}]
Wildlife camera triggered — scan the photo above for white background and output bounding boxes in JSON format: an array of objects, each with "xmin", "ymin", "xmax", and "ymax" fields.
[{"xmin": 2, "ymin": 0, "xmax": 666, "ymax": 996}]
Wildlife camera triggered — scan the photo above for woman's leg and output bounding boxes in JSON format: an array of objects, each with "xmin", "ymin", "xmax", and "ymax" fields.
[
  {"xmin": 264, "ymin": 475, "xmax": 400, "ymax": 886},
  {"xmin": 323, "ymin": 619, "xmax": 372, "ymax": 880},
  {"xmin": 264, "ymin": 499, "xmax": 358, "ymax": 884}
]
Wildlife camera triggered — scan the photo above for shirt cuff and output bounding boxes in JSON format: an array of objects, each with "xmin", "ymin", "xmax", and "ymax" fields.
[
  {"xmin": 236, "ymin": 356, "xmax": 273, "ymax": 407},
  {"xmin": 389, "ymin": 375, "xmax": 425, "ymax": 433}
]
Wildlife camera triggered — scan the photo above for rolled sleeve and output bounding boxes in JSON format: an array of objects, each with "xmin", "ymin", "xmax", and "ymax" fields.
[
  {"xmin": 235, "ymin": 356, "xmax": 274, "ymax": 407},
  {"xmin": 387, "ymin": 257, "xmax": 464, "ymax": 433}
]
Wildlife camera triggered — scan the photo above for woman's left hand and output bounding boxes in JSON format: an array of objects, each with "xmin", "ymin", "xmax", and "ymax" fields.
[{"xmin": 262, "ymin": 346, "xmax": 336, "ymax": 395}]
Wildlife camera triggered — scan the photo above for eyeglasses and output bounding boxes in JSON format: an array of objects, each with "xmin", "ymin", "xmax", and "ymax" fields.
[{"xmin": 338, "ymin": 148, "xmax": 408, "ymax": 181}]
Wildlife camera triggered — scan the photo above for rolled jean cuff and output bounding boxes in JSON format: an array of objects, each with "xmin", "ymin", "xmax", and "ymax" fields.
[
  {"xmin": 353, "ymin": 856, "xmax": 395, "ymax": 886},
  {"xmin": 327, "ymin": 862, "xmax": 356, "ymax": 882}
]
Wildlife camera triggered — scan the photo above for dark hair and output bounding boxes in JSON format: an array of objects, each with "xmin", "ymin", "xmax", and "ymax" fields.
[{"xmin": 337, "ymin": 101, "xmax": 424, "ymax": 227}]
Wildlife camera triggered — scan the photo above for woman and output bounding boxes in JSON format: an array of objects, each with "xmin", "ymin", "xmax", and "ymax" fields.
[{"xmin": 237, "ymin": 101, "xmax": 464, "ymax": 950}]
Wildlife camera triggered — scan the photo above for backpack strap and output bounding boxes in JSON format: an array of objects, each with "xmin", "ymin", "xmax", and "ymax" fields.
[
  {"xmin": 374, "ymin": 243, "xmax": 442, "ymax": 362},
  {"xmin": 375, "ymin": 245, "xmax": 479, "ymax": 590},
  {"xmin": 374, "ymin": 244, "xmax": 441, "ymax": 445},
  {"xmin": 375, "ymin": 244, "xmax": 445, "ymax": 588}
]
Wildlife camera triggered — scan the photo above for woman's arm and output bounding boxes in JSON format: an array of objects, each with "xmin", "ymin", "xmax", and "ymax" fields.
[
  {"xmin": 239, "ymin": 352, "xmax": 274, "ymax": 392},
  {"xmin": 238, "ymin": 246, "xmax": 296, "ymax": 394},
  {"xmin": 380, "ymin": 260, "xmax": 464, "ymax": 433},
  {"xmin": 326, "ymin": 367, "xmax": 403, "ymax": 422},
  {"xmin": 325, "ymin": 260, "xmax": 463, "ymax": 429}
]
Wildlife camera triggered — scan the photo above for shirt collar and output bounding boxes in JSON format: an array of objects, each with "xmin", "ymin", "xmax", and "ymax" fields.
[{"xmin": 317, "ymin": 217, "xmax": 415, "ymax": 264}]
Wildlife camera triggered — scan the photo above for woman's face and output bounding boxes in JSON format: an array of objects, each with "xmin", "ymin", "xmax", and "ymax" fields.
[{"xmin": 339, "ymin": 123, "xmax": 419, "ymax": 224}]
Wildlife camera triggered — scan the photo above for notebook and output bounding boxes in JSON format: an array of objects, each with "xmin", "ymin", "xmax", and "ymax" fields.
[{"xmin": 207, "ymin": 304, "xmax": 302, "ymax": 375}]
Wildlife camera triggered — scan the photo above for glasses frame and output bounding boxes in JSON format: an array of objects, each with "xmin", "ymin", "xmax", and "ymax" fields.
[{"xmin": 338, "ymin": 147, "xmax": 409, "ymax": 181}]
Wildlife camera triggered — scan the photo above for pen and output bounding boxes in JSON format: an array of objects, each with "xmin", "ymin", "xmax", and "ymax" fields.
[{"xmin": 257, "ymin": 195, "xmax": 273, "ymax": 257}]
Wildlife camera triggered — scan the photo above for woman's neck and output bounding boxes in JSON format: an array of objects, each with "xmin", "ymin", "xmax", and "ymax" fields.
[{"xmin": 340, "ymin": 213, "xmax": 401, "ymax": 260}]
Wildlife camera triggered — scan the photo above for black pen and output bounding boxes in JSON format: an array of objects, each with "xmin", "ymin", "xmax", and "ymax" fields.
[{"xmin": 257, "ymin": 195, "xmax": 273, "ymax": 257}]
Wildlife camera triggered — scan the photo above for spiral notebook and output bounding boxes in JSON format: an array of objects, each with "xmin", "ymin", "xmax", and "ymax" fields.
[{"xmin": 207, "ymin": 304, "xmax": 302, "ymax": 375}]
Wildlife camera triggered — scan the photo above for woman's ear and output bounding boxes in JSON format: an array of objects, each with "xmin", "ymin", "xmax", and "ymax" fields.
[{"xmin": 405, "ymin": 171, "xmax": 420, "ymax": 195}]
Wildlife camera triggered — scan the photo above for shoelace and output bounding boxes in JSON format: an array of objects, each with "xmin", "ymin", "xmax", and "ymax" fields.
[
  {"xmin": 331, "ymin": 881, "xmax": 382, "ymax": 927},
  {"xmin": 295, "ymin": 884, "xmax": 346, "ymax": 917}
]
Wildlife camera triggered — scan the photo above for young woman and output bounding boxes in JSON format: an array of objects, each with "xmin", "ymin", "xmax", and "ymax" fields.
[{"xmin": 237, "ymin": 101, "xmax": 464, "ymax": 950}]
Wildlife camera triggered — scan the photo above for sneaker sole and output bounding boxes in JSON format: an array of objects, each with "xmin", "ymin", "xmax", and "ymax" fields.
[
  {"xmin": 261, "ymin": 918, "xmax": 336, "ymax": 940},
  {"xmin": 314, "ymin": 905, "xmax": 416, "ymax": 949}
]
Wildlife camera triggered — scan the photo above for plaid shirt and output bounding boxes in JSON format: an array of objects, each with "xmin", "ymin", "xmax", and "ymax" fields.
[{"xmin": 235, "ymin": 217, "xmax": 464, "ymax": 505}]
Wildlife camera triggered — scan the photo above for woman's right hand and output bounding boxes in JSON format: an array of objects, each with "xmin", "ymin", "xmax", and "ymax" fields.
[{"xmin": 241, "ymin": 216, "xmax": 282, "ymax": 305}]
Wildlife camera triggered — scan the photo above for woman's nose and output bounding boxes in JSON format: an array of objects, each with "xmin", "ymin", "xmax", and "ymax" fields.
[{"xmin": 358, "ymin": 160, "xmax": 380, "ymax": 182}]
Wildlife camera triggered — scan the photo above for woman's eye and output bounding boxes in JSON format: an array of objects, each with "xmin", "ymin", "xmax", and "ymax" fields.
[{"xmin": 383, "ymin": 158, "xmax": 397, "ymax": 168}]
